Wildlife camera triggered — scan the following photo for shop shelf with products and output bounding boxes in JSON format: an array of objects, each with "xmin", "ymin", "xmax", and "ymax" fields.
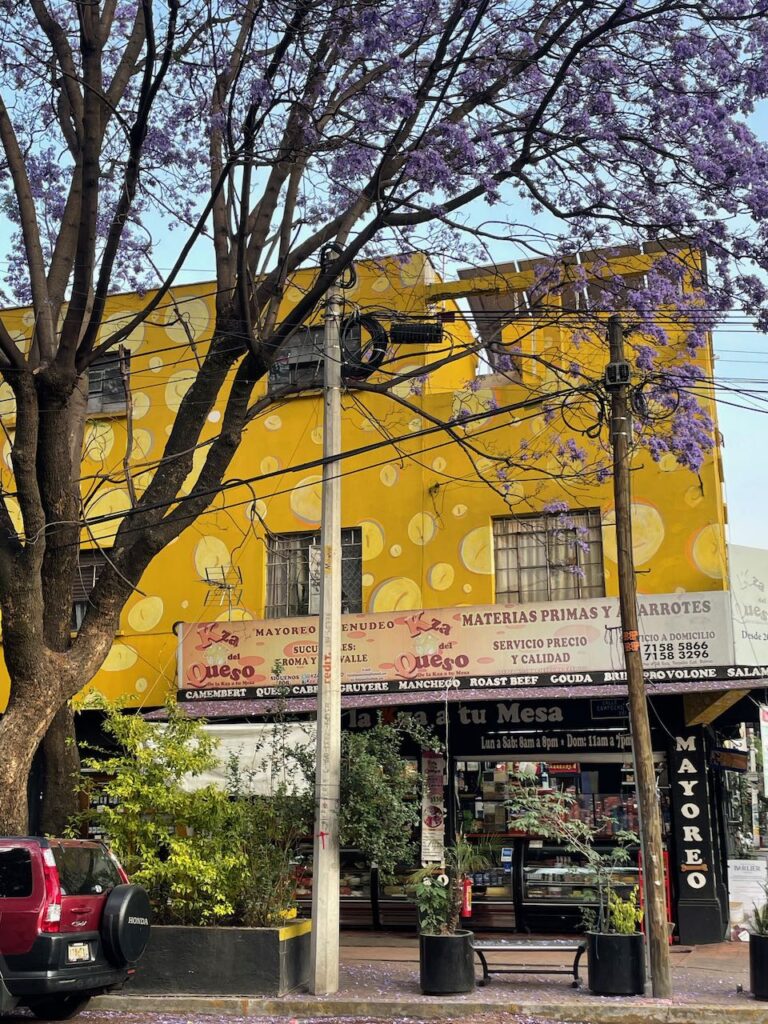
[{"xmin": 293, "ymin": 846, "xmax": 376, "ymax": 927}]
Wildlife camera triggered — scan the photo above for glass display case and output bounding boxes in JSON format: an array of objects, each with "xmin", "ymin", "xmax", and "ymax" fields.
[
  {"xmin": 376, "ymin": 866, "xmax": 420, "ymax": 928},
  {"xmin": 293, "ymin": 846, "xmax": 375, "ymax": 927},
  {"xmin": 518, "ymin": 841, "xmax": 640, "ymax": 931}
]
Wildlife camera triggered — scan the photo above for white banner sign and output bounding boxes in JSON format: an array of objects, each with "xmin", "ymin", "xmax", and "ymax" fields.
[{"xmin": 421, "ymin": 752, "xmax": 445, "ymax": 864}]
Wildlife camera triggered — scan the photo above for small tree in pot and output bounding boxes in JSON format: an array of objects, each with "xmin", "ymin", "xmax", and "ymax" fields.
[
  {"xmin": 411, "ymin": 835, "xmax": 488, "ymax": 995},
  {"xmin": 507, "ymin": 775, "xmax": 646, "ymax": 996},
  {"xmin": 749, "ymin": 891, "xmax": 768, "ymax": 1000}
]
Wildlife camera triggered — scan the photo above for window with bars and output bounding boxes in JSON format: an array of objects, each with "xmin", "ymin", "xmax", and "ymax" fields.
[
  {"xmin": 267, "ymin": 323, "xmax": 361, "ymax": 392},
  {"xmin": 492, "ymin": 510, "xmax": 605, "ymax": 604},
  {"xmin": 265, "ymin": 529, "xmax": 362, "ymax": 617},
  {"xmin": 87, "ymin": 355, "xmax": 127, "ymax": 413},
  {"xmin": 72, "ymin": 549, "xmax": 108, "ymax": 630}
]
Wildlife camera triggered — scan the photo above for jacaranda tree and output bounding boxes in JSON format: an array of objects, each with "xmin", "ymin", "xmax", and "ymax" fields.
[{"xmin": 0, "ymin": 0, "xmax": 766, "ymax": 832}]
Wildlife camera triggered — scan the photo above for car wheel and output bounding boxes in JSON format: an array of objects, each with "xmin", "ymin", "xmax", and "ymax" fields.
[
  {"xmin": 25, "ymin": 994, "xmax": 92, "ymax": 1020},
  {"xmin": 100, "ymin": 883, "xmax": 152, "ymax": 967}
]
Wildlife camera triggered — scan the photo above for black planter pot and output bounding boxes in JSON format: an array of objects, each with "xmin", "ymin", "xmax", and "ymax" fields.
[
  {"xmin": 419, "ymin": 930, "xmax": 475, "ymax": 995},
  {"xmin": 130, "ymin": 920, "xmax": 311, "ymax": 996},
  {"xmin": 587, "ymin": 931, "xmax": 646, "ymax": 996},
  {"xmin": 750, "ymin": 932, "xmax": 768, "ymax": 999}
]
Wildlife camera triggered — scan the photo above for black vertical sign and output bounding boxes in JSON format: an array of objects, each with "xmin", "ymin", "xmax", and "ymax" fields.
[{"xmin": 669, "ymin": 730, "xmax": 724, "ymax": 944}]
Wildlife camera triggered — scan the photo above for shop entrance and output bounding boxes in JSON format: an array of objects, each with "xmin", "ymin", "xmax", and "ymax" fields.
[{"xmin": 453, "ymin": 753, "xmax": 670, "ymax": 933}]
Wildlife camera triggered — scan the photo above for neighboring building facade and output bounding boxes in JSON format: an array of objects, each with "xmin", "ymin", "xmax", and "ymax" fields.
[{"xmin": 1, "ymin": 246, "xmax": 759, "ymax": 943}]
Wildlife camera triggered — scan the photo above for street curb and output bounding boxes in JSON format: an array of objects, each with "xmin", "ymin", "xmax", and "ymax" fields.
[{"xmin": 92, "ymin": 993, "xmax": 768, "ymax": 1022}]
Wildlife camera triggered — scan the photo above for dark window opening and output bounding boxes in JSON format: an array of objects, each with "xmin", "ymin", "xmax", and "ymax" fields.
[{"xmin": 266, "ymin": 528, "xmax": 362, "ymax": 617}]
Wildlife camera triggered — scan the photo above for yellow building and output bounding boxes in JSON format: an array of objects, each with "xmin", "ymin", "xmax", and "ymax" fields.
[{"xmin": 0, "ymin": 247, "xmax": 729, "ymax": 712}]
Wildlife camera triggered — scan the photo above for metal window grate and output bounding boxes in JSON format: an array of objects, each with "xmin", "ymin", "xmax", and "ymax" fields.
[
  {"xmin": 493, "ymin": 509, "xmax": 605, "ymax": 604},
  {"xmin": 87, "ymin": 355, "xmax": 127, "ymax": 412},
  {"xmin": 267, "ymin": 323, "xmax": 361, "ymax": 392},
  {"xmin": 72, "ymin": 549, "xmax": 108, "ymax": 630},
  {"xmin": 265, "ymin": 528, "xmax": 362, "ymax": 617}
]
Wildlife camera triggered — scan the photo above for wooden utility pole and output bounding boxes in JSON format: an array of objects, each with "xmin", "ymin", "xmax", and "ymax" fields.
[
  {"xmin": 309, "ymin": 285, "xmax": 343, "ymax": 994},
  {"xmin": 607, "ymin": 315, "xmax": 672, "ymax": 998}
]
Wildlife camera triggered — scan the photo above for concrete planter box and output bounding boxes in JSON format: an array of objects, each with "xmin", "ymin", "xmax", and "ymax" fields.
[{"xmin": 130, "ymin": 919, "xmax": 311, "ymax": 996}]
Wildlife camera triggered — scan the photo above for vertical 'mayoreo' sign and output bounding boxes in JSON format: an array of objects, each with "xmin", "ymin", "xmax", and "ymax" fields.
[{"xmin": 670, "ymin": 731, "xmax": 725, "ymax": 944}]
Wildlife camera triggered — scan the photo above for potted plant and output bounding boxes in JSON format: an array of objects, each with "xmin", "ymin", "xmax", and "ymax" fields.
[
  {"xmin": 411, "ymin": 835, "xmax": 487, "ymax": 995},
  {"xmin": 586, "ymin": 886, "xmax": 645, "ymax": 996},
  {"xmin": 506, "ymin": 774, "xmax": 646, "ymax": 996},
  {"xmin": 750, "ymin": 889, "xmax": 768, "ymax": 1000}
]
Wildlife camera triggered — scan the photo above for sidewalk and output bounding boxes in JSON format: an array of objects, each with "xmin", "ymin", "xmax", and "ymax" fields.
[{"xmin": 95, "ymin": 930, "xmax": 761, "ymax": 1023}]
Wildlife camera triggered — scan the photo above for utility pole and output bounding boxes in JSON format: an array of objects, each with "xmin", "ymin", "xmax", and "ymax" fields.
[
  {"xmin": 309, "ymin": 283, "xmax": 343, "ymax": 995},
  {"xmin": 606, "ymin": 315, "xmax": 672, "ymax": 998}
]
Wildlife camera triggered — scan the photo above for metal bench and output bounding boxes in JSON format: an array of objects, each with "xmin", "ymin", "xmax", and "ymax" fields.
[{"xmin": 472, "ymin": 938, "xmax": 587, "ymax": 987}]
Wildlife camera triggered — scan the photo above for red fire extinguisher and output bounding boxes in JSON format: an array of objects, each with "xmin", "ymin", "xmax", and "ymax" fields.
[{"xmin": 460, "ymin": 876, "xmax": 473, "ymax": 918}]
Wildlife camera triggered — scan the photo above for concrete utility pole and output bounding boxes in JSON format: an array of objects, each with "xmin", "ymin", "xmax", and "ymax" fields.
[
  {"xmin": 309, "ymin": 284, "xmax": 343, "ymax": 995},
  {"xmin": 606, "ymin": 315, "xmax": 672, "ymax": 998}
]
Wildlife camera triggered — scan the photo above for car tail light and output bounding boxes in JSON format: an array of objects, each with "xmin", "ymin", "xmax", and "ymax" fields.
[
  {"xmin": 40, "ymin": 847, "xmax": 62, "ymax": 932},
  {"xmin": 107, "ymin": 847, "xmax": 129, "ymax": 883}
]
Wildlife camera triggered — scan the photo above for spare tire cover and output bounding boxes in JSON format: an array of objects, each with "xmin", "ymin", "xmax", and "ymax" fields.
[{"xmin": 100, "ymin": 884, "xmax": 151, "ymax": 967}]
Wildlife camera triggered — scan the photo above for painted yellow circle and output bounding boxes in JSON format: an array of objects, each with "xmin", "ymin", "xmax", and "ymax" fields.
[
  {"xmin": 5, "ymin": 497, "xmax": 22, "ymax": 534},
  {"xmin": 685, "ymin": 485, "xmax": 704, "ymax": 507},
  {"xmin": 127, "ymin": 596, "xmax": 164, "ymax": 632},
  {"xmin": 164, "ymin": 298, "xmax": 210, "ymax": 343},
  {"xmin": 216, "ymin": 609, "xmax": 252, "ymax": 622},
  {"xmin": 399, "ymin": 256, "xmax": 424, "ymax": 286},
  {"xmin": 2, "ymin": 434, "xmax": 13, "ymax": 471},
  {"xmin": 98, "ymin": 311, "xmax": 145, "ymax": 353},
  {"xmin": 149, "ymin": 357, "xmax": 163, "ymax": 373},
  {"xmin": 261, "ymin": 456, "xmax": 280, "ymax": 474},
  {"xmin": 84, "ymin": 422, "xmax": 114, "ymax": 461},
  {"xmin": 691, "ymin": 524, "xmax": 726, "ymax": 579},
  {"xmin": 131, "ymin": 429, "xmax": 152, "ymax": 461},
  {"xmin": 264, "ymin": 415, "xmax": 282, "ymax": 431},
  {"xmin": 390, "ymin": 544, "xmax": 402, "ymax": 557},
  {"xmin": 432, "ymin": 457, "xmax": 447, "ymax": 473},
  {"xmin": 86, "ymin": 489, "xmax": 132, "ymax": 542},
  {"xmin": 452, "ymin": 504, "xmax": 468, "ymax": 518},
  {"xmin": 409, "ymin": 417, "xmax": 422, "ymax": 432},
  {"xmin": 391, "ymin": 365, "xmax": 421, "ymax": 398},
  {"xmin": 208, "ymin": 410, "xmax": 221, "ymax": 423},
  {"xmin": 460, "ymin": 526, "xmax": 493, "ymax": 575},
  {"xmin": 602, "ymin": 503, "xmax": 665, "ymax": 566},
  {"xmin": 658, "ymin": 453, "xmax": 678, "ymax": 473},
  {"xmin": 132, "ymin": 392, "xmax": 150, "ymax": 420},
  {"xmin": 408, "ymin": 512, "xmax": 436, "ymax": 546},
  {"xmin": 165, "ymin": 374, "xmax": 194, "ymax": 413},
  {"xmin": 102, "ymin": 643, "xmax": 138, "ymax": 671},
  {"xmin": 194, "ymin": 536, "xmax": 231, "ymax": 578},
  {"xmin": 362, "ymin": 573, "xmax": 375, "ymax": 587},
  {"xmin": 135, "ymin": 678, "xmax": 148, "ymax": 693},
  {"xmin": 380, "ymin": 465, "xmax": 399, "ymax": 487},
  {"xmin": 463, "ymin": 583, "xmax": 473, "ymax": 594},
  {"xmin": 370, "ymin": 577, "xmax": 423, "ymax": 611},
  {"xmin": 311, "ymin": 426, "xmax": 323, "ymax": 445},
  {"xmin": 247, "ymin": 499, "xmax": 267, "ymax": 522},
  {"xmin": 428, "ymin": 563, "xmax": 455, "ymax": 591},
  {"xmin": 372, "ymin": 275, "xmax": 391, "ymax": 293},
  {"xmin": 290, "ymin": 475, "xmax": 322, "ymax": 525},
  {"xmin": 361, "ymin": 520, "xmax": 385, "ymax": 561}
]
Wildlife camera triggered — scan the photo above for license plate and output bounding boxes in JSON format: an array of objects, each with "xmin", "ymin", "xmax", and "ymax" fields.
[{"xmin": 66, "ymin": 942, "xmax": 91, "ymax": 963}]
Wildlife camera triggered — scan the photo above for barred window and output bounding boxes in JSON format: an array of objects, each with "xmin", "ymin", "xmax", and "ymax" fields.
[
  {"xmin": 73, "ymin": 549, "xmax": 108, "ymax": 630},
  {"xmin": 493, "ymin": 510, "xmax": 605, "ymax": 604},
  {"xmin": 87, "ymin": 355, "xmax": 126, "ymax": 413},
  {"xmin": 268, "ymin": 323, "xmax": 361, "ymax": 392},
  {"xmin": 265, "ymin": 529, "xmax": 362, "ymax": 617}
]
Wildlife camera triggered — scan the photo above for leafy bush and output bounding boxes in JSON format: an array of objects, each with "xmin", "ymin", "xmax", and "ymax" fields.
[
  {"xmin": 74, "ymin": 701, "xmax": 306, "ymax": 926},
  {"xmin": 752, "ymin": 886, "xmax": 768, "ymax": 936},
  {"xmin": 74, "ymin": 701, "xmax": 436, "ymax": 926},
  {"xmin": 411, "ymin": 834, "xmax": 488, "ymax": 934},
  {"xmin": 607, "ymin": 887, "xmax": 643, "ymax": 935}
]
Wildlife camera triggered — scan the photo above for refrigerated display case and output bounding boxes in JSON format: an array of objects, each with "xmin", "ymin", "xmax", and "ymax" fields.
[
  {"xmin": 517, "ymin": 841, "xmax": 640, "ymax": 932},
  {"xmin": 293, "ymin": 846, "xmax": 376, "ymax": 927}
]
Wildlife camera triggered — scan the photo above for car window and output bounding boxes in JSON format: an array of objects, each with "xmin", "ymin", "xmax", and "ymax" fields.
[
  {"xmin": 51, "ymin": 845, "xmax": 121, "ymax": 896},
  {"xmin": 0, "ymin": 847, "xmax": 33, "ymax": 898}
]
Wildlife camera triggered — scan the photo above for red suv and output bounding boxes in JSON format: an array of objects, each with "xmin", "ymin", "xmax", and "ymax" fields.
[{"xmin": 0, "ymin": 837, "xmax": 150, "ymax": 1020}]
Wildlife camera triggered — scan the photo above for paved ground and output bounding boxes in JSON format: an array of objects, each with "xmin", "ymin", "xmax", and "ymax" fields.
[{"xmin": 4, "ymin": 931, "xmax": 761, "ymax": 1024}]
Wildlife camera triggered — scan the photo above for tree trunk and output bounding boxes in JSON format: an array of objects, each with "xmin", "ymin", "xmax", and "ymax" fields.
[
  {"xmin": 0, "ymin": 688, "xmax": 58, "ymax": 834},
  {"xmin": 39, "ymin": 704, "xmax": 81, "ymax": 835}
]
